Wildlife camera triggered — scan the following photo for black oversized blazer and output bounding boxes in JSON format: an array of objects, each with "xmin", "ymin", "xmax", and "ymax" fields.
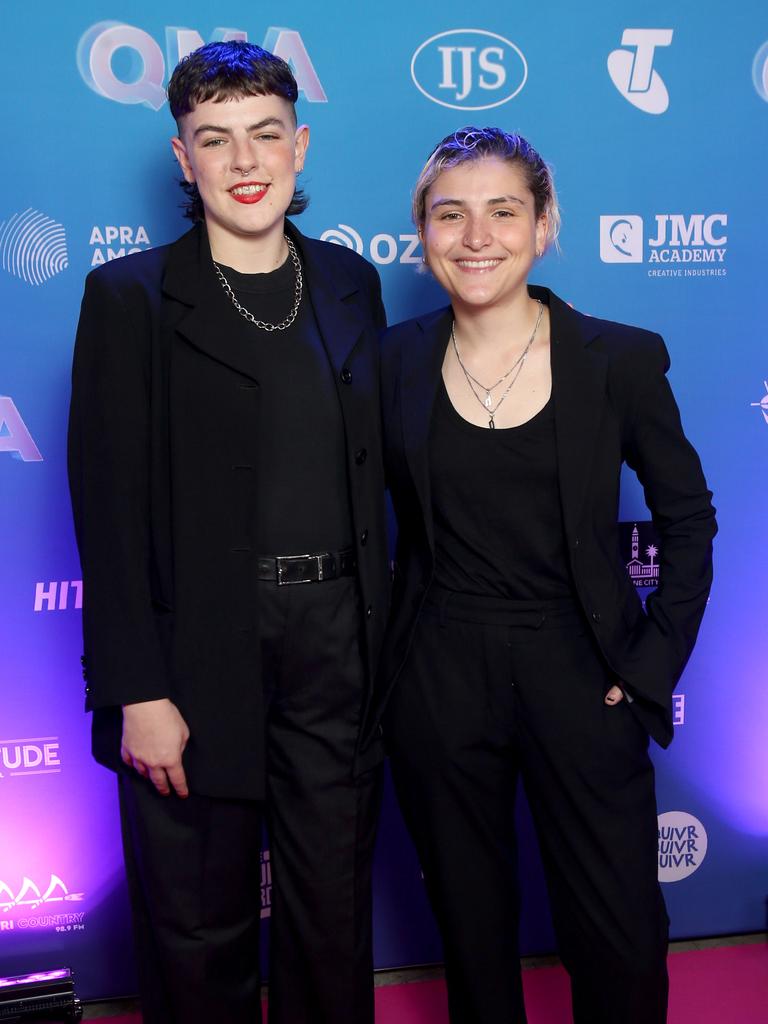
[
  {"xmin": 361, "ymin": 286, "xmax": 715, "ymax": 758},
  {"xmin": 68, "ymin": 221, "xmax": 390, "ymax": 799}
]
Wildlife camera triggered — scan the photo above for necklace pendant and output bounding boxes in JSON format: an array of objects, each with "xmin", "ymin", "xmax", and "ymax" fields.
[
  {"xmin": 488, "ymin": 418, "xmax": 495, "ymax": 430},
  {"xmin": 484, "ymin": 392, "xmax": 492, "ymax": 409}
]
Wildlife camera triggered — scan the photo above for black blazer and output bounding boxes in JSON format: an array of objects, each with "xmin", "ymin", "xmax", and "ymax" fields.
[
  {"xmin": 362, "ymin": 287, "xmax": 715, "ymax": 757},
  {"xmin": 68, "ymin": 222, "xmax": 389, "ymax": 799}
]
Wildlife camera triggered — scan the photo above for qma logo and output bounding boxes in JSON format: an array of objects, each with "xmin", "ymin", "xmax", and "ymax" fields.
[
  {"xmin": 600, "ymin": 214, "xmax": 727, "ymax": 275},
  {"xmin": 0, "ymin": 875, "xmax": 86, "ymax": 933},
  {"xmin": 608, "ymin": 29, "xmax": 673, "ymax": 114},
  {"xmin": 77, "ymin": 22, "xmax": 327, "ymax": 111},
  {"xmin": 0, "ymin": 738, "xmax": 62, "ymax": 780},
  {"xmin": 90, "ymin": 225, "xmax": 151, "ymax": 266},
  {"xmin": 320, "ymin": 224, "xmax": 421, "ymax": 266},
  {"xmin": 261, "ymin": 848, "xmax": 271, "ymax": 919},
  {"xmin": 0, "ymin": 397, "xmax": 43, "ymax": 462},
  {"xmin": 751, "ymin": 381, "xmax": 768, "ymax": 424},
  {"xmin": 411, "ymin": 29, "xmax": 527, "ymax": 110},
  {"xmin": 34, "ymin": 581, "xmax": 83, "ymax": 612},
  {"xmin": 0, "ymin": 209, "xmax": 68, "ymax": 286},
  {"xmin": 753, "ymin": 41, "xmax": 768, "ymax": 102},
  {"xmin": 657, "ymin": 811, "xmax": 707, "ymax": 882}
]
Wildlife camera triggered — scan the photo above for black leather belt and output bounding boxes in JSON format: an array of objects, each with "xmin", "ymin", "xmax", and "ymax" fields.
[{"xmin": 256, "ymin": 548, "xmax": 357, "ymax": 585}]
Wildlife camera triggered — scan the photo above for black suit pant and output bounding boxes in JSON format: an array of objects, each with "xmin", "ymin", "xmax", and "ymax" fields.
[
  {"xmin": 386, "ymin": 587, "xmax": 669, "ymax": 1024},
  {"xmin": 119, "ymin": 576, "xmax": 381, "ymax": 1024}
]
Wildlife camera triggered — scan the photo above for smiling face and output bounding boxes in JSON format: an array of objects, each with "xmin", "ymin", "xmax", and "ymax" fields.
[
  {"xmin": 171, "ymin": 92, "xmax": 309, "ymax": 262},
  {"xmin": 420, "ymin": 156, "xmax": 547, "ymax": 315}
]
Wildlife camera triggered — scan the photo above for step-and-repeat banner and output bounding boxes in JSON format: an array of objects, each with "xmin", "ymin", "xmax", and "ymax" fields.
[{"xmin": 2, "ymin": 0, "xmax": 767, "ymax": 999}]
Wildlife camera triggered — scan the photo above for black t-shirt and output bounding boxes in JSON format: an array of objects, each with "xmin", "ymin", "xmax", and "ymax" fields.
[
  {"xmin": 429, "ymin": 379, "xmax": 574, "ymax": 599},
  {"xmin": 219, "ymin": 255, "xmax": 352, "ymax": 554}
]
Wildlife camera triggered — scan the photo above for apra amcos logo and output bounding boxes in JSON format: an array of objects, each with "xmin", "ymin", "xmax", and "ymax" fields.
[
  {"xmin": 320, "ymin": 224, "xmax": 421, "ymax": 266},
  {"xmin": 0, "ymin": 397, "xmax": 43, "ymax": 462},
  {"xmin": 77, "ymin": 22, "xmax": 327, "ymax": 111},
  {"xmin": 0, "ymin": 209, "xmax": 68, "ymax": 286},
  {"xmin": 608, "ymin": 29, "xmax": 673, "ymax": 114},
  {"xmin": 411, "ymin": 29, "xmax": 527, "ymax": 110}
]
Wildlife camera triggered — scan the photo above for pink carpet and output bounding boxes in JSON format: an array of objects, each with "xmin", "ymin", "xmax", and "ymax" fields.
[{"xmin": 97, "ymin": 941, "xmax": 768, "ymax": 1023}]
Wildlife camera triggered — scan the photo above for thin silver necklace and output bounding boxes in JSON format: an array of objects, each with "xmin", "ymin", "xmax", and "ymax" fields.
[
  {"xmin": 451, "ymin": 300, "xmax": 544, "ymax": 429},
  {"xmin": 213, "ymin": 235, "xmax": 303, "ymax": 332}
]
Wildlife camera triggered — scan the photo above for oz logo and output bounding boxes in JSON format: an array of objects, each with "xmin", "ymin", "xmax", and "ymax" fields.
[
  {"xmin": 600, "ymin": 215, "xmax": 643, "ymax": 263},
  {"xmin": 608, "ymin": 29, "xmax": 673, "ymax": 114},
  {"xmin": 411, "ymin": 29, "xmax": 527, "ymax": 110},
  {"xmin": 320, "ymin": 224, "xmax": 421, "ymax": 266}
]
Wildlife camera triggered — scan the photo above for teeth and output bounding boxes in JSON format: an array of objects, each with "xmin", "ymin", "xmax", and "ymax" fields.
[
  {"xmin": 456, "ymin": 259, "xmax": 500, "ymax": 269},
  {"xmin": 231, "ymin": 184, "xmax": 266, "ymax": 196}
]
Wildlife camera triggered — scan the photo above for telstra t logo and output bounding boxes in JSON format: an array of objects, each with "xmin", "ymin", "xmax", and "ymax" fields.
[{"xmin": 608, "ymin": 29, "xmax": 673, "ymax": 114}]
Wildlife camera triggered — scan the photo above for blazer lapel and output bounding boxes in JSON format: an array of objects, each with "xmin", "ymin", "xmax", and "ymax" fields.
[
  {"xmin": 162, "ymin": 224, "xmax": 263, "ymax": 382},
  {"xmin": 291, "ymin": 227, "xmax": 368, "ymax": 376},
  {"xmin": 400, "ymin": 308, "xmax": 452, "ymax": 552},
  {"xmin": 540, "ymin": 287, "xmax": 608, "ymax": 540}
]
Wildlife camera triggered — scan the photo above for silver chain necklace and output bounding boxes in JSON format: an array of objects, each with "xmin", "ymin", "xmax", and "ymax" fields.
[
  {"xmin": 451, "ymin": 300, "xmax": 544, "ymax": 429},
  {"xmin": 213, "ymin": 235, "xmax": 303, "ymax": 332}
]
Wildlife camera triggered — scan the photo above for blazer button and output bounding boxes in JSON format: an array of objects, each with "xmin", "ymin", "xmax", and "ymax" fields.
[
  {"xmin": 573, "ymin": 538, "xmax": 580, "ymax": 549},
  {"xmin": 360, "ymin": 529, "xmax": 368, "ymax": 546},
  {"xmin": 591, "ymin": 611, "xmax": 601, "ymax": 623},
  {"xmin": 366, "ymin": 605, "xmax": 373, "ymax": 618},
  {"xmin": 341, "ymin": 368, "xmax": 353, "ymax": 384},
  {"xmin": 355, "ymin": 447, "xmax": 367, "ymax": 465}
]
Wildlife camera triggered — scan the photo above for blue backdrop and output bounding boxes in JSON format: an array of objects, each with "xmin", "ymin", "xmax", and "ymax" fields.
[{"xmin": 1, "ymin": 0, "xmax": 767, "ymax": 1000}]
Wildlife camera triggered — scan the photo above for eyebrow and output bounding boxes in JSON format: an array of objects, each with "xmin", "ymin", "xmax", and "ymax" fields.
[
  {"xmin": 193, "ymin": 117, "xmax": 287, "ymax": 138},
  {"xmin": 429, "ymin": 195, "xmax": 526, "ymax": 211}
]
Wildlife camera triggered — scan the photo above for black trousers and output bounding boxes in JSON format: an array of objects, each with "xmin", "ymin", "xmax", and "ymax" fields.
[
  {"xmin": 386, "ymin": 587, "xmax": 669, "ymax": 1024},
  {"xmin": 119, "ymin": 576, "xmax": 382, "ymax": 1024}
]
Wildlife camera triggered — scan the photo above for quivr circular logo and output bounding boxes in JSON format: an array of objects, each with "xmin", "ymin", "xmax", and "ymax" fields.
[
  {"xmin": 657, "ymin": 811, "xmax": 708, "ymax": 883},
  {"xmin": 411, "ymin": 29, "xmax": 527, "ymax": 110}
]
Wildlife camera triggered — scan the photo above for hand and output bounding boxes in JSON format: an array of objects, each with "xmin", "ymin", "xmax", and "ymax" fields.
[
  {"xmin": 121, "ymin": 698, "xmax": 190, "ymax": 797},
  {"xmin": 604, "ymin": 684, "xmax": 625, "ymax": 706}
]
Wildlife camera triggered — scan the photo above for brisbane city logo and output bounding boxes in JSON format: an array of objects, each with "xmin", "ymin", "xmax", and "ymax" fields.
[{"xmin": 411, "ymin": 29, "xmax": 527, "ymax": 110}]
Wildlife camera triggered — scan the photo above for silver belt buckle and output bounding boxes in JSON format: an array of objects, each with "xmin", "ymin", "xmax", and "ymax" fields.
[{"xmin": 276, "ymin": 553, "xmax": 325, "ymax": 585}]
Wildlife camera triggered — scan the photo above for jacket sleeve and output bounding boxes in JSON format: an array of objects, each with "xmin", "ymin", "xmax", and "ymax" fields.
[
  {"xmin": 619, "ymin": 333, "xmax": 716, "ymax": 708},
  {"xmin": 67, "ymin": 269, "xmax": 171, "ymax": 709}
]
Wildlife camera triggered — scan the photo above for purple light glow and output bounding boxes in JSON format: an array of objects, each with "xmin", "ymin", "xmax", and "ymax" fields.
[{"xmin": 0, "ymin": 968, "xmax": 70, "ymax": 987}]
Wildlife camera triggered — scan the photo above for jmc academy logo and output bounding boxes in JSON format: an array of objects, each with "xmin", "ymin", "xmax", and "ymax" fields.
[
  {"xmin": 411, "ymin": 29, "xmax": 527, "ymax": 110},
  {"xmin": 608, "ymin": 29, "xmax": 673, "ymax": 114},
  {"xmin": 600, "ymin": 213, "xmax": 727, "ymax": 276}
]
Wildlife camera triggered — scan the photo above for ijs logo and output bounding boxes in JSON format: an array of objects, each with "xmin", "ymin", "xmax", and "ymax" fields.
[
  {"xmin": 751, "ymin": 381, "xmax": 768, "ymax": 424},
  {"xmin": 753, "ymin": 41, "xmax": 768, "ymax": 102},
  {"xmin": 77, "ymin": 22, "xmax": 327, "ymax": 111},
  {"xmin": 320, "ymin": 224, "xmax": 421, "ymax": 266},
  {"xmin": 411, "ymin": 29, "xmax": 527, "ymax": 110},
  {"xmin": 607, "ymin": 29, "xmax": 673, "ymax": 114},
  {"xmin": 0, "ymin": 209, "xmax": 68, "ymax": 286},
  {"xmin": 657, "ymin": 811, "xmax": 708, "ymax": 882},
  {"xmin": 600, "ymin": 215, "xmax": 643, "ymax": 264},
  {"xmin": 0, "ymin": 397, "xmax": 43, "ymax": 462}
]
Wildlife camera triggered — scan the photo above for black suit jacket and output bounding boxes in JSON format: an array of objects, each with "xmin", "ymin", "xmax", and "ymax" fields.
[
  {"xmin": 362, "ymin": 287, "xmax": 715, "ymax": 758},
  {"xmin": 68, "ymin": 222, "xmax": 389, "ymax": 799}
]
